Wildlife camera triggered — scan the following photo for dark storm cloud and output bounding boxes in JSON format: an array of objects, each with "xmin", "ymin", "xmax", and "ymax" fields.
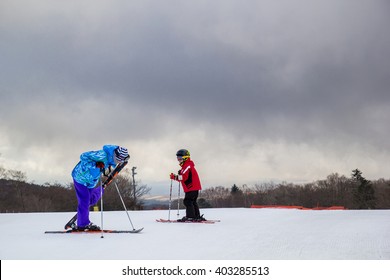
[{"xmin": 1, "ymin": 0, "xmax": 390, "ymax": 184}]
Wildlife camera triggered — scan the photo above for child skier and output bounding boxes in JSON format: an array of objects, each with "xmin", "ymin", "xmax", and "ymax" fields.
[
  {"xmin": 71, "ymin": 144, "xmax": 129, "ymax": 231},
  {"xmin": 170, "ymin": 149, "xmax": 206, "ymax": 222}
]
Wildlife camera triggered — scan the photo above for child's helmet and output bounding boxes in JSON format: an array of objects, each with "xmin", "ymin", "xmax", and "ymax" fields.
[{"xmin": 176, "ymin": 149, "xmax": 190, "ymax": 160}]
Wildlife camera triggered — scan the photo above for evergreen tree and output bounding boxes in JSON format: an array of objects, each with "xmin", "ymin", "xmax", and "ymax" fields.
[
  {"xmin": 351, "ymin": 169, "xmax": 376, "ymax": 209},
  {"xmin": 230, "ymin": 184, "xmax": 243, "ymax": 207},
  {"xmin": 231, "ymin": 184, "xmax": 241, "ymax": 195}
]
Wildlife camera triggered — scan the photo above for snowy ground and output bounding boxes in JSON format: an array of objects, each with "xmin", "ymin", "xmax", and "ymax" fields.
[{"xmin": 1, "ymin": 208, "xmax": 389, "ymax": 260}]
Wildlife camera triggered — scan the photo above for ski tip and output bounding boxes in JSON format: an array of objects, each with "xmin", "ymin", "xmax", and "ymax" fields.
[
  {"xmin": 130, "ymin": 227, "xmax": 144, "ymax": 233},
  {"xmin": 156, "ymin": 219, "xmax": 173, "ymax": 223}
]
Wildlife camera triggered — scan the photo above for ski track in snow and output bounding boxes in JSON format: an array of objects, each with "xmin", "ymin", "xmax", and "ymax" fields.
[{"xmin": 0, "ymin": 208, "xmax": 389, "ymax": 260}]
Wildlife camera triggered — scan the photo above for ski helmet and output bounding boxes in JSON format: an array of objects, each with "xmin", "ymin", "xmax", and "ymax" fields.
[{"xmin": 176, "ymin": 149, "xmax": 190, "ymax": 160}]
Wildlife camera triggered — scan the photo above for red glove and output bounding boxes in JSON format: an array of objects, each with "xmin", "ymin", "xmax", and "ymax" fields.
[
  {"xmin": 170, "ymin": 173, "xmax": 178, "ymax": 180},
  {"xmin": 96, "ymin": 161, "xmax": 105, "ymax": 169}
]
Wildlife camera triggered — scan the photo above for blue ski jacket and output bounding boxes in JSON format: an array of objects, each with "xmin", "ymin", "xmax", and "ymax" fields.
[{"xmin": 71, "ymin": 145, "xmax": 119, "ymax": 188}]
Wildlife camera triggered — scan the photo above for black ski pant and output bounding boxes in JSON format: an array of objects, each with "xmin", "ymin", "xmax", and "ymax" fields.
[{"xmin": 183, "ymin": 190, "xmax": 200, "ymax": 218}]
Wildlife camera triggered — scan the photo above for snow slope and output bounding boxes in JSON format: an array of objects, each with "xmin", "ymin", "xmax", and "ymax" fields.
[{"xmin": 1, "ymin": 208, "xmax": 389, "ymax": 260}]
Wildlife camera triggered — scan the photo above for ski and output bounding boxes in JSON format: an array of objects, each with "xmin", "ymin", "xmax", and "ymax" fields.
[
  {"xmin": 64, "ymin": 213, "xmax": 78, "ymax": 230},
  {"xmin": 45, "ymin": 228, "xmax": 143, "ymax": 234},
  {"xmin": 102, "ymin": 159, "xmax": 129, "ymax": 189},
  {"xmin": 156, "ymin": 218, "xmax": 220, "ymax": 224}
]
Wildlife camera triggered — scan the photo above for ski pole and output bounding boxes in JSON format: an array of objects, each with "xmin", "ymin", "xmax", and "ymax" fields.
[
  {"xmin": 99, "ymin": 177, "xmax": 104, "ymax": 238},
  {"xmin": 177, "ymin": 181, "xmax": 181, "ymax": 219},
  {"xmin": 114, "ymin": 181, "xmax": 136, "ymax": 230},
  {"xmin": 168, "ymin": 179, "xmax": 173, "ymax": 221}
]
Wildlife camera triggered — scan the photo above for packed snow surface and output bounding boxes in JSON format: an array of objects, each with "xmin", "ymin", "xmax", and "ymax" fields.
[{"xmin": 1, "ymin": 208, "xmax": 389, "ymax": 260}]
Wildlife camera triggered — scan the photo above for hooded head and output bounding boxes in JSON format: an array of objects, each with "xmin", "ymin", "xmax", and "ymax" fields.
[{"xmin": 115, "ymin": 146, "xmax": 129, "ymax": 163}]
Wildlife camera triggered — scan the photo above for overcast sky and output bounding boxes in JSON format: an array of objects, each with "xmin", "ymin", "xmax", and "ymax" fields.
[{"xmin": 1, "ymin": 0, "xmax": 389, "ymax": 193}]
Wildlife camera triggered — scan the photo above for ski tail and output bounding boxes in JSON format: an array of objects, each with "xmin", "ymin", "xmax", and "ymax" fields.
[
  {"xmin": 102, "ymin": 160, "xmax": 129, "ymax": 189},
  {"xmin": 64, "ymin": 213, "xmax": 78, "ymax": 230}
]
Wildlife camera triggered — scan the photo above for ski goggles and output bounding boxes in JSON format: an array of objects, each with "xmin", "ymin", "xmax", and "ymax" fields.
[{"xmin": 177, "ymin": 156, "xmax": 189, "ymax": 160}]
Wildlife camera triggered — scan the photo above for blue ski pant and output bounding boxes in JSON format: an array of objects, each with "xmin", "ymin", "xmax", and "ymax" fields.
[{"xmin": 73, "ymin": 180, "xmax": 103, "ymax": 227}]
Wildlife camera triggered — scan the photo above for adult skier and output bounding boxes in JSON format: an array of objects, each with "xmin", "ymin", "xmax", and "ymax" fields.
[
  {"xmin": 71, "ymin": 145, "xmax": 129, "ymax": 230},
  {"xmin": 170, "ymin": 149, "xmax": 206, "ymax": 222}
]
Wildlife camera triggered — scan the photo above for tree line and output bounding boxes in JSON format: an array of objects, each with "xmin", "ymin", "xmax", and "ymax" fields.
[
  {"xmin": 199, "ymin": 169, "xmax": 390, "ymax": 209},
  {"xmin": 1, "ymin": 166, "xmax": 389, "ymax": 212},
  {"xmin": 0, "ymin": 166, "xmax": 150, "ymax": 213}
]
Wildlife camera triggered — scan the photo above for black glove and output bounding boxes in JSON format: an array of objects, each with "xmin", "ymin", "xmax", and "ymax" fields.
[{"xmin": 96, "ymin": 161, "xmax": 105, "ymax": 169}]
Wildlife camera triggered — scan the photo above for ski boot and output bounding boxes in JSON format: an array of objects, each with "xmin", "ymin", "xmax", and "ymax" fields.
[
  {"xmin": 76, "ymin": 223, "xmax": 101, "ymax": 232},
  {"xmin": 177, "ymin": 216, "xmax": 194, "ymax": 223},
  {"xmin": 195, "ymin": 214, "xmax": 207, "ymax": 222}
]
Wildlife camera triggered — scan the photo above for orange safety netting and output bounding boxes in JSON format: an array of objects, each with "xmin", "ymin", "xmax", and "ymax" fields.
[{"xmin": 250, "ymin": 205, "xmax": 346, "ymax": 210}]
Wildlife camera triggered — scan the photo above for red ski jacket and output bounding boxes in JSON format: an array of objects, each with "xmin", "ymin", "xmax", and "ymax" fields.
[{"xmin": 177, "ymin": 159, "xmax": 202, "ymax": 193}]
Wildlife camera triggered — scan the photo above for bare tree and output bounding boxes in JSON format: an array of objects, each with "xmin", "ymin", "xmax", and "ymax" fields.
[
  {"xmin": 7, "ymin": 169, "xmax": 27, "ymax": 211},
  {"xmin": 102, "ymin": 171, "xmax": 151, "ymax": 210}
]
